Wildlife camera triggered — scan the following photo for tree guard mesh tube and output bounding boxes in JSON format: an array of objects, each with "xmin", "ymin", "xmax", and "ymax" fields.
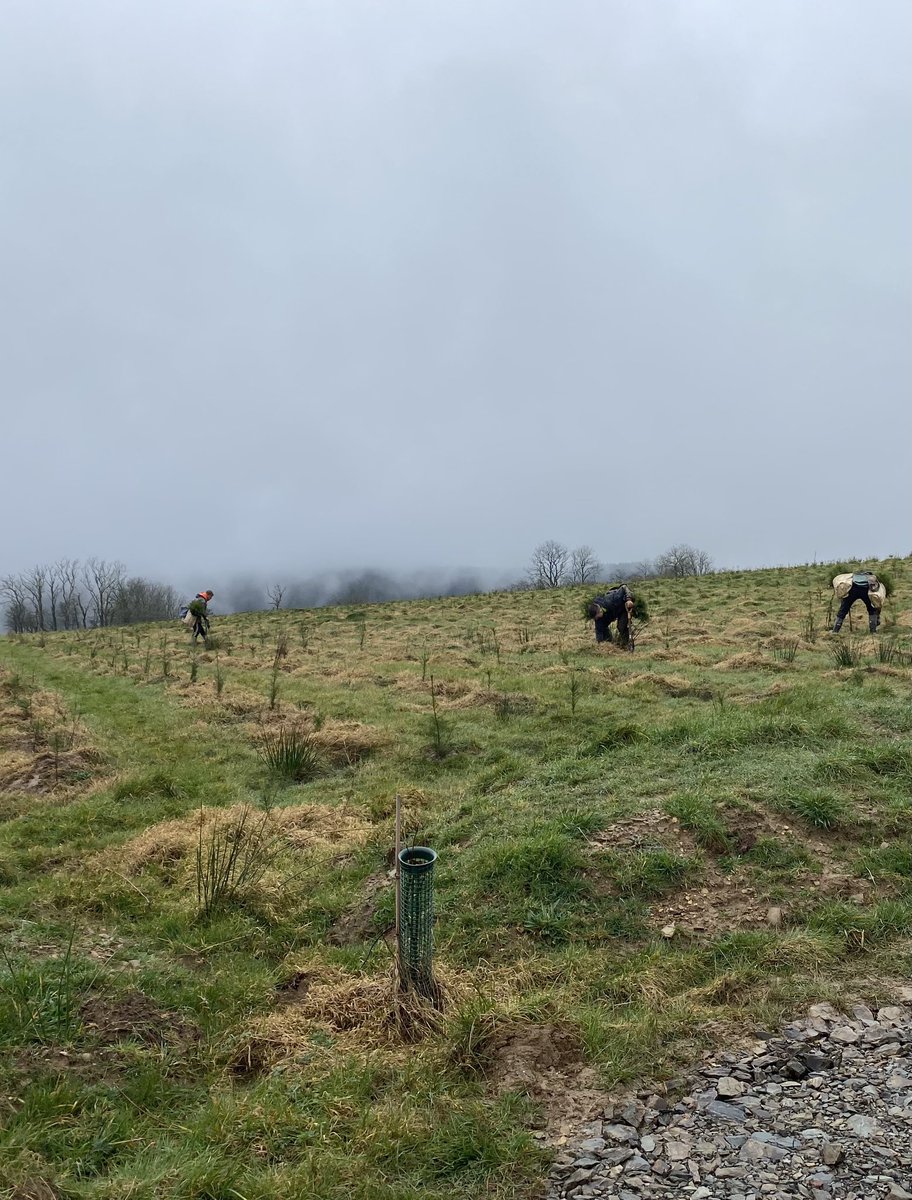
[{"xmin": 397, "ymin": 847, "xmax": 437, "ymax": 997}]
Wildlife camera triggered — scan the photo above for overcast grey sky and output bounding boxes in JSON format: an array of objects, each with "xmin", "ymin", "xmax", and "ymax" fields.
[{"xmin": 1, "ymin": 0, "xmax": 909, "ymax": 587}]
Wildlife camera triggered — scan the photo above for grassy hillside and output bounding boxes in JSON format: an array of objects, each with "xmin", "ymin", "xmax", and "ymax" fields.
[{"xmin": 1, "ymin": 557, "xmax": 911, "ymax": 1199}]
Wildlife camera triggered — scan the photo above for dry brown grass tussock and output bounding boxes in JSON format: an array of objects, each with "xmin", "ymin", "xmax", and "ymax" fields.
[
  {"xmin": 0, "ymin": 672, "xmax": 103, "ymax": 795},
  {"xmin": 715, "ymin": 652, "xmax": 783, "ymax": 672},
  {"xmin": 236, "ymin": 964, "xmax": 471, "ymax": 1071},
  {"xmin": 309, "ymin": 719, "xmax": 387, "ymax": 765},
  {"xmin": 116, "ymin": 801, "xmax": 371, "ymax": 873},
  {"xmin": 619, "ymin": 673, "xmax": 693, "ymax": 695}
]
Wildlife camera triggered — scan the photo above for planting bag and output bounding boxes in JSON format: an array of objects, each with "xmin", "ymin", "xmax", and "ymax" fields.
[{"xmin": 832, "ymin": 573, "xmax": 886, "ymax": 610}]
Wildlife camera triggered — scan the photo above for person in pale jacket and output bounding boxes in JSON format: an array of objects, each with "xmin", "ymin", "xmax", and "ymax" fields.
[{"xmin": 831, "ymin": 571, "xmax": 885, "ymax": 634}]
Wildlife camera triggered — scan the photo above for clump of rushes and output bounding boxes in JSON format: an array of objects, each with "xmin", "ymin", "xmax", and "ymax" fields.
[
  {"xmin": 256, "ymin": 725, "xmax": 321, "ymax": 782},
  {"xmin": 772, "ymin": 638, "xmax": 799, "ymax": 664},
  {"xmin": 831, "ymin": 639, "xmax": 863, "ymax": 668},
  {"xmin": 876, "ymin": 637, "xmax": 898, "ymax": 665},
  {"xmin": 195, "ymin": 805, "xmax": 279, "ymax": 918}
]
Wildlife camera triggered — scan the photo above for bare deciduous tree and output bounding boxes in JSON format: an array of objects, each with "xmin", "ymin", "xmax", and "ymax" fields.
[
  {"xmin": 19, "ymin": 565, "xmax": 48, "ymax": 631},
  {"xmin": 527, "ymin": 541, "xmax": 570, "ymax": 588},
  {"xmin": 2, "ymin": 558, "xmax": 180, "ymax": 631},
  {"xmin": 632, "ymin": 559, "xmax": 657, "ymax": 581},
  {"xmin": 266, "ymin": 583, "xmax": 287, "ymax": 610},
  {"xmin": 53, "ymin": 559, "xmax": 85, "ymax": 629},
  {"xmin": 110, "ymin": 578, "xmax": 181, "ymax": 624},
  {"xmin": 82, "ymin": 558, "xmax": 126, "ymax": 627},
  {"xmin": 0, "ymin": 574, "xmax": 34, "ymax": 633},
  {"xmin": 654, "ymin": 544, "xmax": 714, "ymax": 578},
  {"xmin": 569, "ymin": 545, "xmax": 601, "ymax": 585}
]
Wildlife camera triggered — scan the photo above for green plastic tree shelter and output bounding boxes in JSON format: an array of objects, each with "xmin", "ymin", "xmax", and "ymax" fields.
[{"xmin": 397, "ymin": 846, "xmax": 437, "ymax": 997}]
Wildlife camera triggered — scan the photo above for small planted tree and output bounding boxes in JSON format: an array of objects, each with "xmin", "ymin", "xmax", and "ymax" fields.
[{"xmin": 428, "ymin": 676, "xmax": 448, "ymax": 758}]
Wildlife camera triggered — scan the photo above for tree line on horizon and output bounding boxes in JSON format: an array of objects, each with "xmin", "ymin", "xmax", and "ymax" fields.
[
  {"xmin": 516, "ymin": 540, "xmax": 713, "ymax": 590},
  {"xmin": 1, "ymin": 542, "xmax": 714, "ymax": 633},
  {"xmin": 0, "ymin": 559, "xmax": 179, "ymax": 634}
]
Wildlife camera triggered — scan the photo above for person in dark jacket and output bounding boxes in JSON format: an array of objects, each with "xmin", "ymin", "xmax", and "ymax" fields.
[
  {"xmin": 188, "ymin": 590, "xmax": 213, "ymax": 642},
  {"xmin": 588, "ymin": 586, "xmax": 635, "ymax": 646},
  {"xmin": 832, "ymin": 572, "xmax": 882, "ymax": 633}
]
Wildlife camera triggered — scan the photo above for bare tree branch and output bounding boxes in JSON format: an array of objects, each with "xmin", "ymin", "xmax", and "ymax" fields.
[
  {"xmin": 654, "ymin": 544, "xmax": 714, "ymax": 578},
  {"xmin": 266, "ymin": 583, "xmax": 287, "ymax": 610},
  {"xmin": 569, "ymin": 545, "xmax": 601, "ymax": 585},
  {"xmin": 527, "ymin": 541, "xmax": 570, "ymax": 588},
  {"xmin": 82, "ymin": 558, "xmax": 126, "ymax": 627}
]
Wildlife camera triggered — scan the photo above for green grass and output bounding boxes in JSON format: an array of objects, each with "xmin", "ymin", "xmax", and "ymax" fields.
[
  {"xmin": 1, "ymin": 554, "xmax": 911, "ymax": 1196},
  {"xmin": 740, "ymin": 837, "xmax": 812, "ymax": 871},
  {"xmin": 780, "ymin": 788, "xmax": 849, "ymax": 830},
  {"xmin": 665, "ymin": 793, "xmax": 731, "ymax": 853}
]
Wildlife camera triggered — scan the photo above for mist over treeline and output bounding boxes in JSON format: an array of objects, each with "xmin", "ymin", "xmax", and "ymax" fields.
[
  {"xmin": 2, "ymin": 545, "xmax": 713, "ymax": 631},
  {"xmin": 222, "ymin": 567, "xmax": 512, "ymax": 613},
  {"xmin": 220, "ymin": 556, "xmax": 658, "ymax": 613}
]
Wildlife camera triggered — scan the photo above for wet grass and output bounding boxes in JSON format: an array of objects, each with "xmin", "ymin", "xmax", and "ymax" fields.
[{"xmin": 0, "ymin": 554, "xmax": 911, "ymax": 1196}]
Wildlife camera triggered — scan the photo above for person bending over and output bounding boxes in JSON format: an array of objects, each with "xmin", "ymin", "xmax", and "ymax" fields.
[
  {"xmin": 588, "ymin": 585, "xmax": 635, "ymax": 647},
  {"xmin": 831, "ymin": 571, "xmax": 885, "ymax": 634}
]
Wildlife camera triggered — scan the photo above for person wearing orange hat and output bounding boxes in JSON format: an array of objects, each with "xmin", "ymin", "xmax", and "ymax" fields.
[{"xmin": 187, "ymin": 590, "xmax": 214, "ymax": 642}]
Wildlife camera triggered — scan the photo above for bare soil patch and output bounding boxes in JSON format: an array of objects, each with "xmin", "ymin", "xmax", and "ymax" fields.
[
  {"xmin": 326, "ymin": 872, "xmax": 392, "ymax": 946},
  {"xmin": 0, "ymin": 747, "xmax": 101, "ymax": 795},
  {"xmin": 80, "ymin": 989, "xmax": 200, "ymax": 1048},
  {"xmin": 588, "ymin": 806, "xmax": 855, "ymax": 937},
  {"xmin": 489, "ymin": 1022, "xmax": 610, "ymax": 1141}
]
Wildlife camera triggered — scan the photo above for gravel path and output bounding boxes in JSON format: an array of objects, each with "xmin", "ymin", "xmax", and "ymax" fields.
[{"xmin": 546, "ymin": 990, "xmax": 912, "ymax": 1200}]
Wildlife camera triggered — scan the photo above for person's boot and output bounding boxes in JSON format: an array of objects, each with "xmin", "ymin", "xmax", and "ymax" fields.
[
  {"xmin": 869, "ymin": 617, "xmax": 879, "ymax": 633},
  {"xmin": 832, "ymin": 621, "xmax": 843, "ymax": 633}
]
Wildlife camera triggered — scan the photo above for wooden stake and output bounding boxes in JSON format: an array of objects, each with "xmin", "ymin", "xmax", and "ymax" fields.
[{"xmin": 394, "ymin": 792, "xmax": 401, "ymax": 984}]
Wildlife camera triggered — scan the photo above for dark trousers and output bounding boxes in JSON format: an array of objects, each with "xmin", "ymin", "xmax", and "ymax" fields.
[
  {"xmin": 192, "ymin": 616, "xmax": 209, "ymax": 640},
  {"xmin": 834, "ymin": 584, "xmax": 879, "ymax": 633},
  {"xmin": 595, "ymin": 608, "xmax": 630, "ymax": 645},
  {"xmin": 594, "ymin": 616, "xmax": 612, "ymax": 643}
]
